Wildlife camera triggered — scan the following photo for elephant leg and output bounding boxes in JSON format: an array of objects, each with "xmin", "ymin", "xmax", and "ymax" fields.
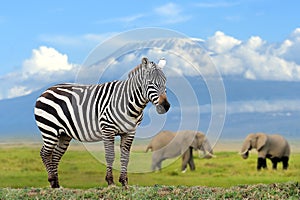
[
  {"xmin": 157, "ymin": 160, "xmax": 163, "ymax": 171},
  {"xmin": 257, "ymin": 157, "xmax": 267, "ymax": 170},
  {"xmin": 181, "ymin": 149, "xmax": 190, "ymax": 172},
  {"xmin": 152, "ymin": 153, "xmax": 162, "ymax": 171},
  {"xmin": 270, "ymin": 157, "xmax": 279, "ymax": 170},
  {"xmin": 187, "ymin": 147, "xmax": 195, "ymax": 171},
  {"xmin": 151, "ymin": 157, "xmax": 157, "ymax": 171},
  {"xmin": 262, "ymin": 158, "xmax": 267, "ymax": 169},
  {"xmin": 282, "ymin": 156, "xmax": 289, "ymax": 170}
]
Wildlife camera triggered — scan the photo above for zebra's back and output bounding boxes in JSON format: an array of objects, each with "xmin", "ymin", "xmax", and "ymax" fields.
[{"xmin": 34, "ymin": 82, "xmax": 118, "ymax": 142}]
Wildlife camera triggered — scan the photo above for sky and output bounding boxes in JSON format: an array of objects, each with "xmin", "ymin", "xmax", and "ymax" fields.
[{"xmin": 1, "ymin": 0, "xmax": 300, "ymax": 100}]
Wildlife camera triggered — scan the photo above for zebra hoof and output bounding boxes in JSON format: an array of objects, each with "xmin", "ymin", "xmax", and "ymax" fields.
[
  {"xmin": 50, "ymin": 181, "xmax": 60, "ymax": 188},
  {"xmin": 107, "ymin": 180, "xmax": 115, "ymax": 186},
  {"xmin": 48, "ymin": 177, "xmax": 60, "ymax": 188},
  {"xmin": 122, "ymin": 184, "xmax": 129, "ymax": 190},
  {"xmin": 105, "ymin": 175, "xmax": 115, "ymax": 186},
  {"xmin": 119, "ymin": 176, "xmax": 128, "ymax": 188},
  {"xmin": 120, "ymin": 181, "xmax": 128, "ymax": 189}
]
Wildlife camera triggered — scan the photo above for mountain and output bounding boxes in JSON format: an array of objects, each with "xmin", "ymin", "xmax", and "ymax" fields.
[
  {"xmin": 0, "ymin": 88, "xmax": 42, "ymax": 140},
  {"xmin": 1, "ymin": 78, "xmax": 300, "ymax": 142}
]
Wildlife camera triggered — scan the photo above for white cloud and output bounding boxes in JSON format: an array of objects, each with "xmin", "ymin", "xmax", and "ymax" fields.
[
  {"xmin": 23, "ymin": 46, "xmax": 73, "ymax": 76},
  {"xmin": 154, "ymin": 3, "xmax": 191, "ymax": 24},
  {"xmin": 0, "ymin": 46, "xmax": 78, "ymax": 99},
  {"xmin": 246, "ymin": 36, "xmax": 265, "ymax": 50},
  {"xmin": 207, "ymin": 29, "xmax": 300, "ymax": 81},
  {"xmin": 155, "ymin": 3, "xmax": 181, "ymax": 17},
  {"xmin": 276, "ymin": 28, "xmax": 300, "ymax": 65},
  {"xmin": 207, "ymin": 31, "xmax": 242, "ymax": 54}
]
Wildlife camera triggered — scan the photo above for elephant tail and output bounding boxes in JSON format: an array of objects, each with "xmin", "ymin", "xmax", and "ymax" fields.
[{"xmin": 145, "ymin": 145, "xmax": 152, "ymax": 153}]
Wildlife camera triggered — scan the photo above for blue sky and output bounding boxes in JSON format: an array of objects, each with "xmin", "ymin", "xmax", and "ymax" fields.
[{"xmin": 1, "ymin": 0, "xmax": 300, "ymax": 99}]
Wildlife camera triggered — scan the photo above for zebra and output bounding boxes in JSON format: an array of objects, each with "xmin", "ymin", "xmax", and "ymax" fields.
[{"xmin": 34, "ymin": 57, "xmax": 170, "ymax": 188}]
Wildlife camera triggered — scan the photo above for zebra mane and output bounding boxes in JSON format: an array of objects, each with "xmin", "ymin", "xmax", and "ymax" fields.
[{"xmin": 128, "ymin": 64, "xmax": 143, "ymax": 78}]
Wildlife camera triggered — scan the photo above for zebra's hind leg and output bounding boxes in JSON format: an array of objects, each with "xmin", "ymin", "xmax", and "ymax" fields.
[
  {"xmin": 50, "ymin": 133, "xmax": 72, "ymax": 188},
  {"xmin": 40, "ymin": 137, "xmax": 59, "ymax": 188},
  {"xmin": 119, "ymin": 133, "xmax": 135, "ymax": 188}
]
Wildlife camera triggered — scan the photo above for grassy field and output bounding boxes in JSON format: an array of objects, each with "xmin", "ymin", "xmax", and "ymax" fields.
[
  {"xmin": 0, "ymin": 142, "xmax": 299, "ymax": 189},
  {"xmin": 0, "ymin": 142, "xmax": 299, "ymax": 199}
]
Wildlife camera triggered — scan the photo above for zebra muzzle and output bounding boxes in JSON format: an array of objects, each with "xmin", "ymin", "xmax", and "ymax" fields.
[{"xmin": 156, "ymin": 100, "xmax": 170, "ymax": 114}]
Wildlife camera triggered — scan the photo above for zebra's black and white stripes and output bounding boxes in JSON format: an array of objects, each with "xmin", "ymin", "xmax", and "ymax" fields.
[{"xmin": 34, "ymin": 57, "xmax": 170, "ymax": 188}]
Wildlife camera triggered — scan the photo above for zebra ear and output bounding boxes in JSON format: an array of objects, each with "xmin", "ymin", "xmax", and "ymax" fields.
[
  {"xmin": 142, "ymin": 57, "xmax": 149, "ymax": 65},
  {"xmin": 157, "ymin": 57, "xmax": 166, "ymax": 69}
]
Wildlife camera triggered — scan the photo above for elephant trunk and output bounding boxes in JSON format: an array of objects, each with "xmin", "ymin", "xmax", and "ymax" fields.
[
  {"xmin": 201, "ymin": 138, "xmax": 214, "ymax": 159},
  {"xmin": 240, "ymin": 138, "xmax": 252, "ymax": 159},
  {"xmin": 145, "ymin": 145, "xmax": 152, "ymax": 153}
]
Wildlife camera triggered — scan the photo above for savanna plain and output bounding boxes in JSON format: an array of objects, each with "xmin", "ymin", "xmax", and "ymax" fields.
[{"xmin": 0, "ymin": 139, "xmax": 299, "ymax": 199}]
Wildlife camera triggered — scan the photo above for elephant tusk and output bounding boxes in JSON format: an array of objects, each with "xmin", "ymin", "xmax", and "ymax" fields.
[
  {"xmin": 204, "ymin": 150, "xmax": 216, "ymax": 158},
  {"xmin": 207, "ymin": 152, "xmax": 216, "ymax": 158},
  {"xmin": 239, "ymin": 150, "xmax": 248, "ymax": 155}
]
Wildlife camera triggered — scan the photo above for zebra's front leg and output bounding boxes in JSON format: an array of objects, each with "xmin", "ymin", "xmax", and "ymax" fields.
[
  {"xmin": 103, "ymin": 137, "xmax": 115, "ymax": 186},
  {"xmin": 119, "ymin": 133, "xmax": 135, "ymax": 188}
]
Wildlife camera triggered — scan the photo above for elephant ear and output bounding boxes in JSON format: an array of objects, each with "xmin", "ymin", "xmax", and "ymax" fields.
[
  {"xmin": 193, "ymin": 132, "xmax": 204, "ymax": 149},
  {"xmin": 180, "ymin": 131, "xmax": 198, "ymax": 151},
  {"xmin": 256, "ymin": 133, "xmax": 267, "ymax": 151}
]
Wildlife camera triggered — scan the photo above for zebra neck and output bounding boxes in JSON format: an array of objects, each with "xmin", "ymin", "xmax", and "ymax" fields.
[{"xmin": 124, "ymin": 74, "xmax": 148, "ymax": 117}]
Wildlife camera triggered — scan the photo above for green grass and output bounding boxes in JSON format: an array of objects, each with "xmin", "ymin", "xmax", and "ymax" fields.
[
  {"xmin": 0, "ymin": 182, "xmax": 299, "ymax": 199},
  {"xmin": 0, "ymin": 144, "xmax": 299, "ymax": 189}
]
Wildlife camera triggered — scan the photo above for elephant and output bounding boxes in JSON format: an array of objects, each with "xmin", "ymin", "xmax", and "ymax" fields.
[
  {"xmin": 240, "ymin": 132, "xmax": 290, "ymax": 170},
  {"xmin": 146, "ymin": 130, "xmax": 214, "ymax": 172}
]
